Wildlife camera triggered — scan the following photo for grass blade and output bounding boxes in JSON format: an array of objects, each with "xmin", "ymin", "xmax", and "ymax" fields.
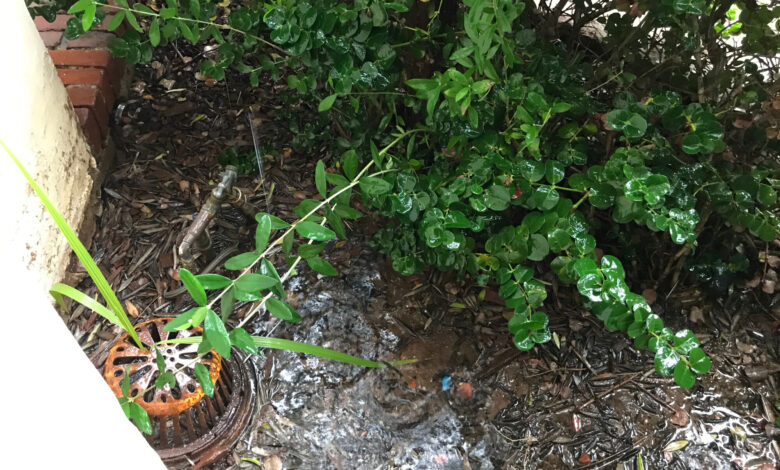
[{"xmin": 1, "ymin": 140, "xmax": 144, "ymax": 350}]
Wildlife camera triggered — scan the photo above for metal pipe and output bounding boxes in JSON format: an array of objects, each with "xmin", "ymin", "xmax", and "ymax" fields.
[{"xmin": 178, "ymin": 166, "xmax": 238, "ymax": 272}]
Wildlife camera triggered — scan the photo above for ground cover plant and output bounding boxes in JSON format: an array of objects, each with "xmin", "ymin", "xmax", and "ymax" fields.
[{"xmin": 39, "ymin": 0, "xmax": 780, "ymax": 398}]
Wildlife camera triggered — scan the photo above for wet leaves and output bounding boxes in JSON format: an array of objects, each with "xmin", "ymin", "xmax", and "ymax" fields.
[
  {"xmin": 295, "ymin": 221, "xmax": 336, "ymax": 241},
  {"xmin": 194, "ymin": 362, "xmax": 214, "ymax": 397},
  {"xmin": 663, "ymin": 440, "xmax": 690, "ymax": 452}
]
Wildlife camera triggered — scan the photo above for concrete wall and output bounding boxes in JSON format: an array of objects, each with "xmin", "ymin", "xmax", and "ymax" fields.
[
  {"xmin": 0, "ymin": 2, "xmax": 97, "ymax": 290},
  {"xmin": 0, "ymin": 1, "xmax": 164, "ymax": 468}
]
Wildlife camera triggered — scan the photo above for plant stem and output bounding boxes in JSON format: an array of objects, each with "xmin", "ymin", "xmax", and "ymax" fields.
[
  {"xmin": 202, "ymin": 129, "xmax": 426, "ymax": 315},
  {"xmin": 95, "ymin": 2, "xmax": 287, "ymax": 54}
]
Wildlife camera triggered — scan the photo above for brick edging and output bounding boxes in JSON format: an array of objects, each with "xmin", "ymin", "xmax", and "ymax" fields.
[{"xmin": 36, "ymin": 14, "xmax": 129, "ymax": 153}]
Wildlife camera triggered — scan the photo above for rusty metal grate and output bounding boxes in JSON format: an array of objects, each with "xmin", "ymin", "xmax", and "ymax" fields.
[{"xmin": 103, "ymin": 318, "xmax": 256, "ymax": 469}]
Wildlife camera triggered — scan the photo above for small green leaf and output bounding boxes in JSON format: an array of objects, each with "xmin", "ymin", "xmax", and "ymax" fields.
[
  {"xmin": 235, "ymin": 273, "xmax": 279, "ymax": 292},
  {"xmin": 195, "ymin": 274, "xmax": 231, "ymax": 290},
  {"xmin": 688, "ymin": 348, "xmax": 711, "ymax": 374},
  {"xmin": 266, "ymin": 297, "xmax": 301, "ymax": 323},
  {"xmin": 298, "ymin": 243, "xmax": 326, "ymax": 259},
  {"xmin": 155, "ymin": 348, "xmax": 166, "ymax": 371},
  {"xmin": 229, "ymin": 328, "xmax": 258, "ymax": 354},
  {"xmin": 295, "ymin": 221, "xmax": 336, "ymax": 241},
  {"xmin": 82, "ymin": 3, "xmax": 96, "ymax": 32},
  {"xmin": 125, "ymin": 11, "xmax": 142, "ymax": 33},
  {"xmin": 315, "ymin": 160, "xmax": 327, "ymax": 197},
  {"xmin": 527, "ymin": 233, "xmax": 549, "ymax": 261},
  {"xmin": 121, "ymin": 369, "xmax": 130, "ymax": 397},
  {"xmin": 654, "ymin": 345, "xmax": 681, "ymax": 375},
  {"xmin": 551, "ymin": 102, "xmax": 571, "ymax": 114},
  {"xmin": 106, "ymin": 11, "xmax": 125, "ymax": 31},
  {"xmin": 194, "ymin": 362, "xmax": 214, "ymax": 397},
  {"xmin": 149, "ymin": 18, "xmax": 161, "ymax": 46},
  {"xmin": 532, "ymin": 186, "xmax": 560, "ymax": 210},
  {"xmin": 306, "ymin": 256, "xmax": 338, "ymax": 276},
  {"xmin": 67, "ymin": 0, "xmax": 92, "ymax": 13},
  {"xmin": 220, "ymin": 286, "xmax": 235, "ymax": 321},
  {"xmin": 255, "ymin": 214, "xmax": 271, "ymax": 252},
  {"xmin": 189, "ymin": 0, "xmax": 201, "ymax": 18},
  {"xmin": 343, "ymin": 150, "xmax": 358, "ymax": 180},
  {"xmin": 674, "ymin": 362, "xmax": 695, "ymax": 388},
  {"xmin": 573, "ymin": 257, "xmax": 598, "ymax": 277},
  {"xmin": 757, "ymin": 184, "xmax": 777, "ymax": 206},
  {"xmin": 318, "ymin": 94, "xmax": 338, "ymax": 112},
  {"xmin": 254, "ymin": 213, "xmax": 290, "ymax": 229},
  {"xmin": 204, "ymin": 309, "xmax": 231, "ymax": 358},
  {"xmin": 545, "ymin": 160, "xmax": 565, "ymax": 185},
  {"xmin": 130, "ymin": 403, "xmax": 152, "ymax": 434},
  {"xmin": 224, "ymin": 251, "xmax": 259, "ymax": 270},
  {"xmin": 359, "ymin": 176, "xmax": 392, "ymax": 195},
  {"xmin": 179, "ymin": 268, "xmax": 207, "ymax": 306}
]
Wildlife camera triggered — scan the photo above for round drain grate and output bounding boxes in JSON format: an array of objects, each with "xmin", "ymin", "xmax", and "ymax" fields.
[{"xmin": 103, "ymin": 318, "xmax": 256, "ymax": 468}]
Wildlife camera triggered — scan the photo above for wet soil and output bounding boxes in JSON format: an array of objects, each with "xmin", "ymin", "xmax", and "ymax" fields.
[{"xmin": 68, "ymin": 42, "xmax": 780, "ymax": 469}]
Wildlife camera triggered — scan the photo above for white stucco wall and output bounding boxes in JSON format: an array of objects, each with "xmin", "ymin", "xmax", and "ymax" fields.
[{"xmin": 0, "ymin": 1, "xmax": 164, "ymax": 468}]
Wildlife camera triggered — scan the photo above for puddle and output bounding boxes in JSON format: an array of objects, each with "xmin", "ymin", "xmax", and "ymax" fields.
[{"xmin": 226, "ymin": 243, "xmax": 779, "ymax": 469}]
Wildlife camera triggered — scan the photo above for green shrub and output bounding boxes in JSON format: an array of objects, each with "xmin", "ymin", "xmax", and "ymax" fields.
[{"xmin": 53, "ymin": 0, "xmax": 780, "ymax": 388}]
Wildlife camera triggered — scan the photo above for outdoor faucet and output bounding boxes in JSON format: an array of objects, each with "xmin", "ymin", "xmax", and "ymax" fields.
[{"xmin": 178, "ymin": 165, "xmax": 241, "ymax": 272}]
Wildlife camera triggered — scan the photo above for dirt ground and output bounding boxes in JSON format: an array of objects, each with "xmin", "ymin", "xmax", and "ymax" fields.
[{"xmin": 66, "ymin": 43, "xmax": 780, "ymax": 469}]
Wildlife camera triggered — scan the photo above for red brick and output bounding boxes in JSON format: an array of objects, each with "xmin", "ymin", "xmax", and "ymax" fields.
[
  {"xmin": 49, "ymin": 50, "xmax": 124, "ymax": 95},
  {"xmin": 67, "ymin": 31, "xmax": 115, "ymax": 50},
  {"xmin": 58, "ymin": 68, "xmax": 115, "ymax": 105},
  {"xmin": 35, "ymin": 15, "xmax": 69, "ymax": 32},
  {"xmin": 67, "ymin": 86, "xmax": 111, "ymax": 137},
  {"xmin": 40, "ymin": 31, "xmax": 63, "ymax": 49},
  {"xmin": 58, "ymin": 67, "xmax": 105, "ymax": 86},
  {"xmin": 74, "ymin": 107, "xmax": 103, "ymax": 151},
  {"xmin": 50, "ymin": 49, "xmax": 112, "ymax": 68}
]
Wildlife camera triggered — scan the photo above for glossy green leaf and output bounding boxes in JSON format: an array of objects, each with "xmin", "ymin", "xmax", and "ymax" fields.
[
  {"xmin": 229, "ymin": 328, "xmax": 258, "ymax": 354},
  {"xmin": 688, "ymin": 348, "xmax": 711, "ymax": 374},
  {"xmin": 255, "ymin": 214, "xmax": 272, "ymax": 252},
  {"xmin": 149, "ymin": 18, "xmax": 161, "ymax": 46},
  {"xmin": 224, "ymin": 251, "xmax": 259, "ymax": 270},
  {"xmin": 196, "ymin": 274, "xmax": 232, "ymax": 290},
  {"xmin": 194, "ymin": 362, "xmax": 214, "ymax": 397},
  {"xmin": 343, "ymin": 150, "xmax": 358, "ymax": 180},
  {"xmin": 220, "ymin": 286, "xmax": 235, "ymax": 321},
  {"xmin": 235, "ymin": 273, "xmax": 278, "ymax": 292},
  {"xmin": 318, "ymin": 94, "xmax": 337, "ymax": 112},
  {"xmin": 179, "ymin": 268, "xmax": 207, "ymax": 306},
  {"xmin": 674, "ymin": 362, "xmax": 695, "ymax": 388},
  {"xmin": 130, "ymin": 402, "xmax": 152, "ymax": 434},
  {"xmin": 654, "ymin": 345, "xmax": 680, "ymax": 375},
  {"xmin": 360, "ymin": 176, "xmax": 392, "ymax": 195},
  {"xmin": 295, "ymin": 221, "xmax": 337, "ymax": 241},
  {"xmin": 204, "ymin": 309, "xmax": 231, "ymax": 358},
  {"xmin": 315, "ymin": 160, "xmax": 327, "ymax": 197},
  {"xmin": 306, "ymin": 256, "xmax": 338, "ymax": 276},
  {"xmin": 266, "ymin": 297, "xmax": 301, "ymax": 323},
  {"xmin": 533, "ymin": 185, "xmax": 559, "ymax": 210},
  {"xmin": 527, "ymin": 234, "xmax": 549, "ymax": 261}
]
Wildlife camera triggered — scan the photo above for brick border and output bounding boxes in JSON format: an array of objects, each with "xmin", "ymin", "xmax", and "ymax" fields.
[{"xmin": 36, "ymin": 13, "xmax": 129, "ymax": 153}]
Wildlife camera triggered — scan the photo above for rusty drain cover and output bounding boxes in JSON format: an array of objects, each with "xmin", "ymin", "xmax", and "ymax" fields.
[{"xmin": 103, "ymin": 318, "xmax": 256, "ymax": 468}]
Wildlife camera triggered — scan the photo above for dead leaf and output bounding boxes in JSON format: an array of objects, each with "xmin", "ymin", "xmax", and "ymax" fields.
[
  {"xmin": 263, "ymin": 455, "xmax": 282, "ymax": 470},
  {"xmin": 663, "ymin": 440, "xmax": 689, "ymax": 452},
  {"xmin": 670, "ymin": 408, "xmax": 690, "ymax": 427},
  {"xmin": 642, "ymin": 288, "xmax": 658, "ymax": 305},
  {"xmin": 689, "ymin": 306, "xmax": 705, "ymax": 323},
  {"xmin": 125, "ymin": 300, "xmax": 140, "ymax": 318},
  {"xmin": 578, "ymin": 454, "xmax": 591, "ymax": 465}
]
